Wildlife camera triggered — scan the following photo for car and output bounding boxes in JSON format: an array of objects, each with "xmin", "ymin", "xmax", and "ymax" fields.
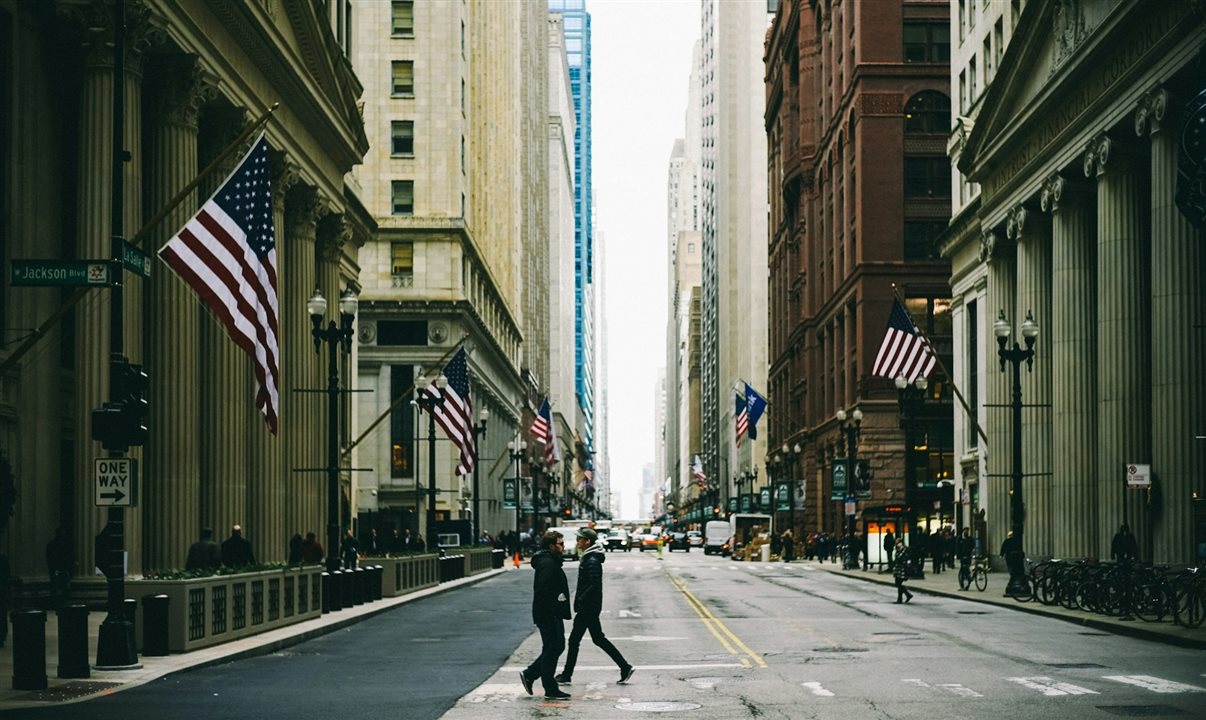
[
  {"xmin": 667, "ymin": 532, "xmax": 691, "ymax": 552},
  {"xmin": 605, "ymin": 529, "xmax": 632, "ymax": 552},
  {"xmin": 687, "ymin": 530, "xmax": 703, "ymax": 547},
  {"xmin": 639, "ymin": 533, "xmax": 659, "ymax": 551}
]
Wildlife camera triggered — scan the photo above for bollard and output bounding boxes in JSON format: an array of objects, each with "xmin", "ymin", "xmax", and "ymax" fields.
[
  {"xmin": 56, "ymin": 605, "xmax": 90, "ymax": 679},
  {"xmin": 328, "ymin": 571, "xmax": 343, "ymax": 612},
  {"xmin": 341, "ymin": 567, "xmax": 354, "ymax": 608},
  {"xmin": 11, "ymin": 610, "xmax": 48, "ymax": 690},
  {"xmin": 321, "ymin": 572, "xmax": 333, "ymax": 613},
  {"xmin": 373, "ymin": 565, "xmax": 384, "ymax": 600},
  {"xmin": 351, "ymin": 568, "xmax": 364, "ymax": 605},
  {"xmin": 142, "ymin": 594, "xmax": 170, "ymax": 657},
  {"xmin": 124, "ymin": 598, "xmax": 138, "ymax": 640},
  {"xmin": 456, "ymin": 554, "xmax": 466, "ymax": 580}
]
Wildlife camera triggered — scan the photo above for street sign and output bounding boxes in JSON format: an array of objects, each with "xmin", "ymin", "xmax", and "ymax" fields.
[
  {"xmin": 845, "ymin": 495, "xmax": 856, "ymax": 516},
  {"xmin": 122, "ymin": 241, "xmax": 151, "ymax": 278},
  {"xmin": 831, "ymin": 460, "xmax": 848, "ymax": 501},
  {"xmin": 728, "ymin": 498, "xmax": 737, "ymax": 513},
  {"xmin": 502, "ymin": 478, "xmax": 517, "ymax": 509},
  {"xmin": 759, "ymin": 487, "xmax": 771, "ymax": 510},
  {"xmin": 1126, "ymin": 463, "xmax": 1151, "ymax": 489},
  {"xmin": 775, "ymin": 481, "xmax": 790, "ymax": 512},
  {"xmin": 95, "ymin": 458, "xmax": 137, "ymax": 507},
  {"xmin": 11, "ymin": 259, "xmax": 110, "ymax": 287}
]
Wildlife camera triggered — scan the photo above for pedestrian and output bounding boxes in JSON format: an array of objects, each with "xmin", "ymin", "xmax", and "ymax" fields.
[
  {"xmin": 555, "ymin": 528, "xmax": 635, "ymax": 686},
  {"xmin": 519, "ymin": 531, "xmax": 572, "ymax": 701},
  {"xmin": 957, "ymin": 527, "xmax": 975, "ymax": 589},
  {"xmin": 186, "ymin": 527, "xmax": 221, "ymax": 572},
  {"xmin": 931, "ymin": 530, "xmax": 944, "ymax": 574},
  {"xmin": 1111, "ymin": 523, "xmax": 1139, "ymax": 563},
  {"xmin": 45, "ymin": 525, "xmax": 75, "ymax": 606},
  {"xmin": 301, "ymin": 531, "xmax": 324, "ymax": 564},
  {"xmin": 893, "ymin": 540, "xmax": 914, "ymax": 603},
  {"xmin": 341, "ymin": 529, "xmax": 360, "ymax": 569},
  {"xmin": 220, "ymin": 524, "xmax": 256, "ymax": 568},
  {"xmin": 883, "ymin": 528, "xmax": 896, "ymax": 570},
  {"xmin": 413, "ymin": 532, "xmax": 426, "ymax": 553},
  {"xmin": 288, "ymin": 533, "xmax": 303, "ymax": 564},
  {"xmin": 1000, "ymin": 530, "xmax": 1024, "ymax": 594},
  {"xmin": 781, "ymin": 530, "xmax": 795, "ymax": 563}
]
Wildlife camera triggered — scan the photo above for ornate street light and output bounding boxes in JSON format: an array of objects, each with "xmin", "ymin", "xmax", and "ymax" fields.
[
  {"xmin": 995, "ymin": 309, "xmax": 1038, "ymax": 596},
  {"xmin": 471, "ymin": 407, "xmax": 490, "ymax": 544},
  {"xmin": 507, "ymin": 437, "xmax": 527, "ymax": 544},
  {"xmin": 781, "ymin": 443, "xmax": 802, "ymax": 537},
  {"xmin": 837, "ymin": 407, "xmax": 863, "ymax": 569},
  {"xmin": 415, "ymin": 372, "xmax": 448, "ymax": 552}
]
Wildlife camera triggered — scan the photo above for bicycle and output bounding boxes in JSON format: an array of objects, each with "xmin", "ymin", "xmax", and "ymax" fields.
[{"xmin": 958, "ymin": 555, "xmax": 988, "ymax": 592}]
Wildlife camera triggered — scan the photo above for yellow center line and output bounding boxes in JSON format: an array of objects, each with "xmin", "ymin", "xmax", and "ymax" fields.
[{"xmin": 669, "ymin": 575, "xmax": 767, "ymax": 668}]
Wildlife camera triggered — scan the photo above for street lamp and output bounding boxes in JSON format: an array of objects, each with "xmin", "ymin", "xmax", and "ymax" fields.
[
  {"xmin": 309, "ymin": 286, "xmax": 358, "ymax": 574},
  {"xmin": 471, "ymin": 407, "xmax": 490, "ymax": 544},
  {"xmin": 782, "ymin": 443, "xmax": 801, "ymax": 537},
  {"xmin": 837, "ymin": 407, "xmax": 863, "ymax": 569},
  {"xmin": 415, "ymin": 372, "xmax": 448, "ymax": 553},
  {"xmin": 995, "ymin": 309, "xmax": 1038, "ymax": 596},
  {"xmin": 507, "ymin": 437, "xmax": 527, "ymax": 545}
]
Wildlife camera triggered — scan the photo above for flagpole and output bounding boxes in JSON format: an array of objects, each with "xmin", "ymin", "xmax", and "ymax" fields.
[
  {"xmin": 891, "ymin": 284, "xmax": 988, "ymax": 446},
  {"xmin": 0, "ymin": 103, "xmax": 281, "ymax": 380}
]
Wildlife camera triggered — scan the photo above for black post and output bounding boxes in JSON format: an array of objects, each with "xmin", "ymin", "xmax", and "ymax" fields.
[
  {"xmin": 787, "ymin": 454, "xmax": 795, "ymax": 537},
  {"xmin": 325, "ymin": 325, "xmax": 339, "ymax": 574},
  {"xmin": 427, "ymin": 410, "xmax": 438, "ymax": 548},
  {"xmin": 995, "ymin": 309, "xmax": 1037, "ymax": 597},
  {"xmin": 471, "ymin": 414, "xmax": 487, "ymax": 544},
  {"xmin": 847, "ymin": 431, "xmax": 857, "ymax": 569}
]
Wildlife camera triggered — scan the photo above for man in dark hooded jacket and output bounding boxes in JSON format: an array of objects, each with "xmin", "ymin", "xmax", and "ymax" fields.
[
  {"xmin": 555, "ymin": 528, "xmax": 634, "ymax": 685},
  {"xmin": 519, "ymin": 531, "xmax": 572, "ymax": 700}
]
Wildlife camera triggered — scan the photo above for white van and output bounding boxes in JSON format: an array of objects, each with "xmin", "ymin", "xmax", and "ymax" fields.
[{"xmin": 704, "ymin": 520, "xmax": 731, "ymax": 555}]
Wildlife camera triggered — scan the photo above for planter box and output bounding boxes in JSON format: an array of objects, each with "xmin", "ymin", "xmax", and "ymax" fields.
[
  {"xmin": 362, "ymin": 554, "xmax": 440, "ymax": 598},
  {"xmin": 127, "ymin": 566, "xmax": 324, "ymax": 654},
  {"xmin": 463, "ymin": 547, "xmax": 494, "ymax": 576}
]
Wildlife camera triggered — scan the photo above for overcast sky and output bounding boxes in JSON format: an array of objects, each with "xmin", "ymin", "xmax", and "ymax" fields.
[{"xmin": 592, "ymin": 0, "xmax": 701, "ymax": 518}]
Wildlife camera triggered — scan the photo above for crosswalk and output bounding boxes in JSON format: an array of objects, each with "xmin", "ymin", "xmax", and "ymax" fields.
[{"xmin": 795, "ymin": 674, "xmax": 1205, "ymax": 699}]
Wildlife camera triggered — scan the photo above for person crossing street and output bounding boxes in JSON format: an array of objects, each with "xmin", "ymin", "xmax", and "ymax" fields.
[
  {"xmin": 555, "ymin": 528, "xmax": 635, "ymax": 686},
  {"xmin": 519, "ymin": 531, "xmax": 573, "ymax": 701}
]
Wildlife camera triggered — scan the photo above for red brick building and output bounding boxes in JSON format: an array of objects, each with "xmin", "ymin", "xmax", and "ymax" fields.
[{"xmin": 764, "ymin": 0, "xmax": 954, "ymax": 548}]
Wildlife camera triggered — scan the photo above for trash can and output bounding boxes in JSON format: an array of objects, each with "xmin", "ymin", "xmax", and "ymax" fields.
[
  {"xmin": 141, "ymin": 594, "xmax": 170, "ymax": 657},
  {"xmin": 56, "ymin": 605, "xmax": 90, "ymax": 679},
  {"xmin": 11, "ymin": 610, "xmax": 47, "ymax": 690},
  {"xmin": 760, "ymin": 545, "xmax": 771, "ymax": 563},
  {"xmin": 492, "ymin": 549, "xmax": 505, "ymax": 569}
]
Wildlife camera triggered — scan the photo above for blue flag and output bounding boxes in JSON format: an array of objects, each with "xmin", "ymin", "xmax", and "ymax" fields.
[{"xmin": 745, "ymin": 383, "xmax": 767, "ymax": 440}]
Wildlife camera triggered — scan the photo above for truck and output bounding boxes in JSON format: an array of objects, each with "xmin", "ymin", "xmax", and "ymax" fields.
[
  {"xmin": 704, "ymin": 520, "xmax": 731, "ymax": 555},
  {"xmin": 728, "ymin": 513, "xmax": 773, "ymax": 561}
]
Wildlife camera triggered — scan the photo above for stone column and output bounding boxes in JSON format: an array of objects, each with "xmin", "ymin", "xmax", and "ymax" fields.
[
  {"xmin": 1138, "ymin": 89, "xmax": 1206, "ymax": 565},
  {"xmin": 1007, "ymin": 205, "xmax": 1053, "ymax": 560},
  {"xmin": 141, "ymin": 56, "xmax": 210, "ymax": 571},
  {"xmin": 1042, "ymin": 173, "xmax": 1098, "ymax": 560},
  {"xmin": 68, "ymin": 6, "xmax": 147, "ymax": 575},
  {"xmin": 980, "ymin": 229, "xmax": 1015, "ymax": 563},
  {"xmin": 1085, "ymin": 132, "xmax": 1152, "ymax": 559}
]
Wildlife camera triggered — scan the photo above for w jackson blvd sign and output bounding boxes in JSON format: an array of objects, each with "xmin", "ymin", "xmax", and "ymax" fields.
[{"xmin": 95, "ymin": 458, "xmax": 137, "ymax": 507}]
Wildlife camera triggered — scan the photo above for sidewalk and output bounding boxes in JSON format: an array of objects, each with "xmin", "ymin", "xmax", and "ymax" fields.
[
  {"xmin": 804, "ymin": 559, "xmax": 1206, "ymax": 650},
  {"xmin": 0, "ymin": 567, "xmax": 512, "ymax": 713}
]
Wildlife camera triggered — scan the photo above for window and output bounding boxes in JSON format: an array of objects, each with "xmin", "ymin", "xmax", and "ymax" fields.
[
  {"xmin": 904, "ymin": 92, "xmax": 950, "ymax": 134},
  {"xmin": 903, "ymin": 220, "xmax": 947, "ymax": 259},
  {"xmin": 904, "ymin": 157, "xmax": 951, "ymax": 198},
  {"xmin": 983, "ymin": 36, "xmax": 992, "ymax": 80},
  {"xmin": 392, "ymin": 1, "xmax": 414, "ymax": 36},
  {"xmin": 903, "ymin": 23, "xmax": 950, "ymax": 63},
  {"xmin": 994, "ymin": 19, "xmax": 1004, "ymax": 69},
  {"xmin": 389, "ymin": 365, "xmax": 415, "ymax": 477},
  {"xmin": 391, "ymin": 180, "xmax": 414, "ymax": 215},
  {"xmin": 391, "ymin": 121, "xmax": 414, "ymax": 156},
  {"xmin": 969, "ymin": 56, "xmax": 978, "ymax": 99},
  {"xmin": 959, "ymin": 71, "xmax": 967, "ymax": 113},
  {"xmin": 688, "ymin": 242, "xmax": 696, "ymax": 253},
  {"xmin": 958, "ymin": 0, "xmax": 965, "ymax": 42},
  {"xmin": 391, "ymin": 241, "xmax": 414, "ymax": 275},
  {"xmin": 391, "ymin": 61, "xmax": 414, "ymax": 95},
  {"xmin": 966, "ymin": 298, "xmax": 978, "ymax": 448}
]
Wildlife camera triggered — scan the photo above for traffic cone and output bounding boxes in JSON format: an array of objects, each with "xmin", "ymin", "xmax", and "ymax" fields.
[{"xmin": 513, "ymin": 551, "xmax": 520, "ymax": 568}]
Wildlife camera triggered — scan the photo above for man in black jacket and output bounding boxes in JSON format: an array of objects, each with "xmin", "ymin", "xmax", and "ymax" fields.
[
  {"xmin": 520, "ymin": 531, "xmax": 572, "ymax": 700},
  {"xmin": 221, "ymin": 524, "xmax": 256, "ymax": 568},
  {"xmin": 555, "ymin": 528, "xmax": 634, "ymax": 685}
]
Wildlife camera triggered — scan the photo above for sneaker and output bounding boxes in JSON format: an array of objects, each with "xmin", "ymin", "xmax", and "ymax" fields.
[
  {"xmin": 619, "ymin": 665, "xmax": 636, "ymax": 684},
  {"xmin": 544, "ymin": 690, "xmax": 572, "ymax": 700},
  {"xmin": 519, "ymin": 671, "xmax": 534, "ymax": 696},
  {"xmin": 554, "ymin": 673, "xmax": 572, "ymax": 684},
  {"xmin": 905, "ymin": 594, "xmax": 914, "ymax": 604}
]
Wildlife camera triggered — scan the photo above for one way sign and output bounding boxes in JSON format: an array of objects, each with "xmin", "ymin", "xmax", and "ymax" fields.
[{"xmin": 95, "ymin": 458, "xmax": 137, "ymax": 507}]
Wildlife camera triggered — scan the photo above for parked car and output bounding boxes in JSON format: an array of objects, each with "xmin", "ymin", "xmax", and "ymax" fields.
[
  {"xmin": 605, "ymin": 529, "xmax": 632, "ymax": 552},
  {"xmin": 687, "ymin": 530, "xmax": 703, "ymax": 547},
  {"xmin": 639, "ymin": 534, "xmax": 659, "ymax": 551},
  {"xmin": 667, "ymin": 532, "xmax": 691, "ymax": 552}
]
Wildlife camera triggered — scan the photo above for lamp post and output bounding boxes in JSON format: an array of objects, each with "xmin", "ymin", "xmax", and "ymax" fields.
[
  {"xmin": 995, "ymin": 309, "xmax": 1038, "ymax": 596},
  {"xmin": 507, "ymin": 437, "xmax": 527, "ymax": 543},
  {"xmin": 416, "ymin": 372, "xmax": 448, "ymax": 553},
  {"xmin": 471, "ymin": 407, "xmax": 490, "ymax": 544},
  {"xmin": 782, "ymin": 443, "xmax": 801, "ymax": 536},
  {"xmin": 309, "ymin": 286, "xmax": 358, "ymax": 574},
  {"xmin": 837, "ymin": 407, "xmax": 863, "ymax": 569}
]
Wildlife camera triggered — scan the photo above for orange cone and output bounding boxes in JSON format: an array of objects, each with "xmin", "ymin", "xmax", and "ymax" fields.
[{"xmin": 513, "ymin": 551, "xmax": 520, "ymax": 568}]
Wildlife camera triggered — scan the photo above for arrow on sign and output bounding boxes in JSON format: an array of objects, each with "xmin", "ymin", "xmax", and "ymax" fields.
[{"xmin": 99, "ymin": 488, "xmax": 126, "ymax": 503}]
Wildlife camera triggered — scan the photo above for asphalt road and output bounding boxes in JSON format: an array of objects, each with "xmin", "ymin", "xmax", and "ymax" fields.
[{"xmin": 7, "ymin": 549, "xmax": 1206, "ymax": 719}]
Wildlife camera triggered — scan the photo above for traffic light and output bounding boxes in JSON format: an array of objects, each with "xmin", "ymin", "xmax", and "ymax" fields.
[
  {"xmin": 562, "ymin": 506, "xmax": 573, "ymax": 519},
  {"xmin": 90, "ymin": 358, "xmax": 149, "ymax": 452}
]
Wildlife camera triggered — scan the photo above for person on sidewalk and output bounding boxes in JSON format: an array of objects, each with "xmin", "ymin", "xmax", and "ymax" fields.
[
  {"xmin": 781, "ymin": 530, "xmax": 795, "ymax": 563},
  {"xmin": 893, "ymin": 540, "xmax": 914, "ymax": 603},
  {"xmin": 883, "ymin": 529, "xmax": 896, "ymax": 570},
  {"xmin": 300, "ymin": 531, "xmax": 324, "ymax": 564},
  {"xmin": 520, "ymin": 531, "xmax": 572, "ymax": 701},
  {"xmin": 957, "ymin": 527, "xmax": 975, "ymax": 590},
  {"xmin": 341, "ymin": 529, "xmax": 360, "ymax": 570},
  {"xmin": 221, "ymin": 524, "xmax": 256, "ymax": 568},
  {"xmin": 555, "ymin": 528, "xmax": 635, "ymax": 687},
  {"xmin": 185, "ymin": 527, "xmax": 221, "ymax": 572}
]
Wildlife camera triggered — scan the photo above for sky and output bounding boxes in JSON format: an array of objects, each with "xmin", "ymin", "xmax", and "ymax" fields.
[{"xmin": 591, "ymin": 0, "xmax": 701, "ymax": 519}]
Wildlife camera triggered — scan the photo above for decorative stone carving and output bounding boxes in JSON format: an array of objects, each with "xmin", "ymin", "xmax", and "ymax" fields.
[
  {"xmin": 145, "ymin": 55, "xmax": 218, "ymax": 130},
  {"xmin": 1005, "ymin": 206, "xmax": 1030, "ymax": 242},
  {"xmin": 1134, "ymin": 87, "xmax": 1171, "ymax": 136},
  {"xmin": 269, "ymin": 152, "xmax": 301, "ymax": 212},
  {"xmin": 979, "ymin": 229, "xmax": 1008, "ymax": 262},
  {"xmin": 1082, "ymin": 133, "xmax": 1113, "ymax": 178},
  {"xmin": 317, "ymin": 214, "xmax": 351, "ymax": 262},
  {"xmin": 285, "ymin": 185, "xmax": 330, "ymax": 234},
  {"xmin": 58, "ymin": 0, "xmax": 164, "ymax": 70},
  {"xmin": 1052, "ymin": 0, "xmax": 1087, "ymax": 70}
]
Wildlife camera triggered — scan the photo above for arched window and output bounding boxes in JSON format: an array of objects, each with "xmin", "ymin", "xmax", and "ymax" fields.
[{"xmin": 904, "ymin": 91, "xmax": 950, "ymax": 134}]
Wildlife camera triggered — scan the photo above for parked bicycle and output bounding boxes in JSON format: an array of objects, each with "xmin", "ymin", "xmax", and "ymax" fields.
[{"xmin": 958, "ymin": 555, "xmax": 988, "ymax": 592}]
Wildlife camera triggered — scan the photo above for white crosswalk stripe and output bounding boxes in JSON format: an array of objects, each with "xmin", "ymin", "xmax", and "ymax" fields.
[
  {"xmin": 902, "ymin": 679, "xmax": 983, "ymax": 697},
  {"xmin": 1006, "ymin": 677, "xmax": 1098, "ymax": 696},
  {"xmin": 1102, "ymin": 675, "xmax": 1206, "ymax": 694},
  {"xmin": 802, "ymin": 681, "xmax": 835, "ymax": 696}
]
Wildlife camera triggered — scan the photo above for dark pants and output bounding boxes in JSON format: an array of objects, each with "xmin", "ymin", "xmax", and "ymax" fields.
[
  {"xmin": 561, "ymin": 612, "xmax": 627, "ymax": 677},
  {"xmin": 895, "ymin": 576, "xmax": 913, "ymax": 602},
  {"xmin": 524, "ymin": 619, "xmax": 565, "ymax": 694}
]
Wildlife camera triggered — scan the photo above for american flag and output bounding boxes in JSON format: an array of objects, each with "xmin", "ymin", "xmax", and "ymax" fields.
[
  {"xmin": 159, "ymin": 132, "xmax": 280, "ymax": 433},
  {"xmin": 530, "ymin": 398, "xmax": 561, "ymax": 466},
  {"xmin": 692, "ymin": 454, "xmax": 707, "ymax": 490},
  {"xmin": 871, "ymin": 298, "xmax": 937, "ymax": 384},
  {"xmin": 735, "ymin": 391, "xmax": 747, "ymax": 448},
  {"xmin": 422, "ymin": 348, "xmax": 475, "ymax": 475}
]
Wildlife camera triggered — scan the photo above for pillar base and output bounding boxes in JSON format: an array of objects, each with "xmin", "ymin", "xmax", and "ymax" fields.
[{"xmin": 94, "ymin": 618, "xmax": 140, "ymax": 670}]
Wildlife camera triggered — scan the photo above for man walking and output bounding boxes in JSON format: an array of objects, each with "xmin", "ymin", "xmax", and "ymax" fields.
[
  {"xmin": 555, "ymin": 528, "xmax": 634, "ymax": 686},
  {"xmin": 185, "ymin": 527, "xmax": 221, "ymax": 572},
  {"xmin": 221, "ymin": 524, "xmax": 256, "ymax": 568},
  {"xmin": 520, "ymin": 531, "xmax": 572, "ymax": 701},
  {"xmin": 893, "ymin": 539, "xmax": 914, "ymax": 603}
]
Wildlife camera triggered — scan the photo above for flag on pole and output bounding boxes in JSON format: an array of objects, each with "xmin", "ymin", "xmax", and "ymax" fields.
[
  {"xmin": 159, "ymin": 131, "xmax": 280, "ymax": 433},
  {"xmin": 421, "ymin": 348, "xmax": 475, "ymax": 475},
  {"xmin": 744, "ymin": 383, "xmax": 767, "ymax": 440},
  {"xmin": 692, "ymin": 454, "xmax": 707, "ymax": 490},
  {"xmin": 531, "ymin": 397, "xmax": 561, "ymax": 466},
  {"xmin": 735, "ymin": 391, "xmax": 747, "ymax": 448},
  {"xmin": 871, "ymin": 298, "xmax": 938, "ymax": 383}
]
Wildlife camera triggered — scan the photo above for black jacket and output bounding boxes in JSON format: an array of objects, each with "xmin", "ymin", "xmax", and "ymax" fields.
[
  {"xmin": 221, "ymin": 534, "xmax": 256, "ymax": 568},
  {"xmin": 530, "ymin": 549, "xmax": 571, "ymax": 624},
  {"xmin": 574, "ymin": 544, "xmax": 606, "ymax": 616}
]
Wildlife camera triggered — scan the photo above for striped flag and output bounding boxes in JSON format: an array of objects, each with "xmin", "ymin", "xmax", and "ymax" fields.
[
  {"xmin": 422, "ymin": 348, "xmax": 475, "ymax": 475},
  {"xmin": 872, "ymin": 298, "xmax": 937, "ymax": 383},
  {"xmin": 159, "ymin": 132, "xmax": 280, "ymax": 433},
  {"xmin": 692, "ymin": 454, "xmax": 707, "ymax": 489},
  {"xmin": 735, "ymin": 391, "xmax": 747, "ymax": 448},
  {"xmin": 531, "ymin": 397, "xmax": 561, "ymax": 466}
]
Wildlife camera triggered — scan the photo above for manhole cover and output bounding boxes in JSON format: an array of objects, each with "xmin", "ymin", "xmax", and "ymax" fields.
[
  {"xmin": 409, "ymin": 637, "xmax": 443, "ymax": 642},
  {"xmin": 616, "ymin": 702, "xmax": 703, "ymax": 712},
  {"xmin": 1046, "ymin": 663, "xmax": 1107, "ymax": 669},
  {"xmin": 1096, "ymin": 706, "xmax": 1187, "ymax": 717},
  {"xmin": 957, "ymin": 610, "xmax": 989, "ymax": 615},
  {"xmin": 812, "ymin": 647, "xmax": 868, "ymax": 653},
  {"xmin": 1078, "ymin": 632, "xmax": 1111, "ymax": 636},
  {"xmin": 872, "ymin": 632, "xmax": 919, "ymax": 636},
  {"xmin": 17, "ymin": 681, "xmax": 122, "ymax": 702},
  {"xmin": 686, "ymin": 676, "xmax": 724, "ymax": 689}
]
